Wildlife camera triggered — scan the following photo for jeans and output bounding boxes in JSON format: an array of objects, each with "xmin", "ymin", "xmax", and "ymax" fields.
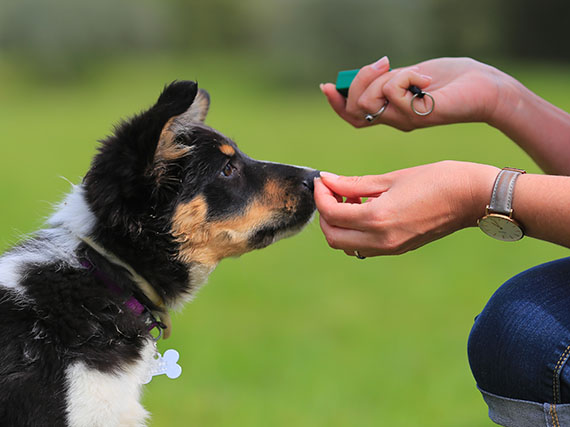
[{"xmin": 468, "ymin": 257, "xmax": 570, "ymax": 426}]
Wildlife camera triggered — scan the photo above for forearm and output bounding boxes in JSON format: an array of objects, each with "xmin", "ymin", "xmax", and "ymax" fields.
[
  {"xmin": 468, "ymin": 166, "xmax": 570, "ymax": 248},
  {"xmin": 488, "ymin": 73, "xmax": 570, "ymax": 176},
  {"xmin": 513, "ymin": 174, "xmax": 570, "ymax": 247}
]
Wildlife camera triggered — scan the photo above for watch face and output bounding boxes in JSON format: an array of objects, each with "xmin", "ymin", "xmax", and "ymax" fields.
[{"xmin": 478, "ymin": 214, "xmax": 524, "ymax": 242}]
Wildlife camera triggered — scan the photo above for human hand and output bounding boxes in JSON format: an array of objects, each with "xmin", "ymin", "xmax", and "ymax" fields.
[
  {"xmin": 314, "ymin": 161, "xmax": 499, "ymax": 257},
  {"xmin": 320, "ymin": 57, "xmax": 510, "ymax": 131}
]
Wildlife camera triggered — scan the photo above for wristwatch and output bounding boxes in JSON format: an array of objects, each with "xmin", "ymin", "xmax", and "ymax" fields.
[{"xmin": 477, "ymin": 167, "xmax": 526, "ymax": 241}]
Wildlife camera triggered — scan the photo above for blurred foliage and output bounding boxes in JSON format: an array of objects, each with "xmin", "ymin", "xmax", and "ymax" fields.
[
  {"xmin": 0, "ymin": 0, "xmax": 168, "ymax": 80},
  {"xmin": 1, "ymin": 0, "xmax": 568, "ymax": 83}
]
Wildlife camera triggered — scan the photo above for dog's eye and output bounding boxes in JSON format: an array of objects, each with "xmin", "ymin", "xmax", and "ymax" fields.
[{"xmin": 221, "ymin": 162, "xmax": 234, "ymax": 177}]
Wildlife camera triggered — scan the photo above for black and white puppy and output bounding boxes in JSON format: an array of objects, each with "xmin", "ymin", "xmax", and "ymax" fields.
[{"xmin": 0, "ymin": 81, "xmax": 319, "ymax": 426}]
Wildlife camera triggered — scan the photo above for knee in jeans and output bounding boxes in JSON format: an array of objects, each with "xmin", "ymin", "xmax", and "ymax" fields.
[
  {"xmin": 467, "ymin": 289, "xmax": 533, "ymax": 398},
  {"xmin": 467, "ymin": 265, "xmax": 570, "ymax": 403}
]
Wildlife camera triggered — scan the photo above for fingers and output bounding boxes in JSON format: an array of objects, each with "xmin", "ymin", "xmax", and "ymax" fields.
[
  {"xmin": 320, "ymin": 216, "xmax": 383, "ymax": 258},
  {"xmin": 382, "ymin": 69, "xmax": 432, "ymax": 113},
  {"xmin": 321, "ymin": 58, "xmax": 438, "ymax": 132},
  {"xmin": 343, "ymin": 69, "xmax": 434, "ymax": 128},
  {"xmin": 352, "ymin": 66, "xmax": 417, "ymax": 116},
  {"xmin": 319, "ymin": 215, "xmax": 374, "ymax": 252},
  {"xmin": 353, "ymin": 69, "xmax": 400, "ymax": 116},
  {"xmin": 345, "ymin": 56, "xmax": 390, "ymax": 112},
  {"xmin": 319, "ymin": 172, "xmax": 389, "ymax": 198},
  {"xmin": 320, "ymin": 56, "xmax": 391, "ymax": 127},
  {"xmin": 320, "ymin": 83, "xmax": 349, "ymax": 120},
  {"xmin": 314, "ymin": 177, "xmax": 372, "ymax": 229},
  {"xmin": 348, "ymin": 68, "xmax": 434, "ymax": 130}
]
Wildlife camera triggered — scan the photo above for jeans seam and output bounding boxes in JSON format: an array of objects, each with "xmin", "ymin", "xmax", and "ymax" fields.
[
  {"xmin": 551, "ymin": 345, "xmax": 570, "ymax": 427},
  {"xmin": 550, "ymin": 403, "xmax": 560, "ymax": 427},
  {"xmin": 554, "ymin": 346, "xmax": 570, "ymax": 403}
]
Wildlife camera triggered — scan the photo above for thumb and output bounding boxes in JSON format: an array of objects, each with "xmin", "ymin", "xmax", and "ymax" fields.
[
  {"xmin": 320, "ymin": 172, "xmax": 389, "ymax": 198},
  {"xmin": 320, "ymin": 83, "xmax": 352, "ymax": 121}
]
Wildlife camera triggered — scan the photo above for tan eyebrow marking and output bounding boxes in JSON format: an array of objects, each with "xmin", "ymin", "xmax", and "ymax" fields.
[{"xmin": 219, "ymin": 144, "xmax": 235, "ymax": 156}]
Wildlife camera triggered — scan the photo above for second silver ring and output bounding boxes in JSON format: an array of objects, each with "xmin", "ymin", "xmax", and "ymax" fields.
[{"xmin": 365, "ymin": 100, "xmax": 389, "ymax": 123}]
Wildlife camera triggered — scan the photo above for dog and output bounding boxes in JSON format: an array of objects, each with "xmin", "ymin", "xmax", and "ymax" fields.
[{"xmin": 0, "ymin": 81, "xmax": 319, "ymax": 426}]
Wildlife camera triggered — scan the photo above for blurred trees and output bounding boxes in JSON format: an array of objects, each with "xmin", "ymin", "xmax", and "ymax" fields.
[
  {"xmin": 0, "ymin": 0, "xmax": 568, "ymax": 83},
  {"xmin": 0, "ymin": 0, "xmax": 167, "ymax": 79}
]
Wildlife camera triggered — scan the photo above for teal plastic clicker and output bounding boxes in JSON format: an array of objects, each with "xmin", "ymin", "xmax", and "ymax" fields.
[
  {"xmin": 335, "ymin": 69, "xmax": 360, "ymax": 97},
  {"xmin": 336, "ymin": 67, "xmax": 425, "ymax": 101}
]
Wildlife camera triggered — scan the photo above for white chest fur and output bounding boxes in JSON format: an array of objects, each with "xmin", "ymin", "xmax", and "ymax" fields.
[{"xmin": 64, "ymin": 340, "xmax": 156, "ymax": 427}]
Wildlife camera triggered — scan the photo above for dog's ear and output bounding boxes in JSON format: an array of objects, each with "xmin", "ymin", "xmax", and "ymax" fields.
[
  {"xmin": 153, "ymin": 85, "xmax": 210, "ymax": 167},
  {"xmin": 169, "ymin": 87, "xmax": 210, "ymax": 129},
  {"xmin": 154, "ymin": 81, "xmax": 210, "ymax": 127},
  {"xmin": 153, "ymin": 85, "xmax": 210, "ymax": 186},
  {"xmin": 84, "ymin": 81, "xmax": 209, "ymax": 229}
]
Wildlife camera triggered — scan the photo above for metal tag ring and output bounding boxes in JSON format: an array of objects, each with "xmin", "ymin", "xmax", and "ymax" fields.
[
  {"xmin": 150, "ymin": 324, "xmax": 163, "ymax": 341},
  {"xmin": 411, "ymin": 92, "xmax": 435, "ymax": 116}
]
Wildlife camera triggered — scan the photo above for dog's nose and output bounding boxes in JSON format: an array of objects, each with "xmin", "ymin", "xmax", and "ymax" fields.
[{"xmin": 302, "ymin": 170, "xmax": 321, "ymax": 192}]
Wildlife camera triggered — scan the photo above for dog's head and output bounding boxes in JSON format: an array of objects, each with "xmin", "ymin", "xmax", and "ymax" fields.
[{"xmin": 83, "ymin": 81, "xmax": 318, "ymax": 304}]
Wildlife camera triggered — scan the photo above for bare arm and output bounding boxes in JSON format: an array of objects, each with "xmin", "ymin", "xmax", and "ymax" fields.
[
  {"xmin": 488, "ymin": 76, "xmax": 570, "ymax": 175},
  {"xmin": 314, "ymin": 162, "xmax": 570, "ymax": 258},
  {"xmin": 316, "ymin": 58, "xmax": 570, "ymax": 256},
  {"xmin": 321, "ymin": 57, "xmax": 570, "ymax": 175},
  {"xmin": 493, "ymin": 173, "xmax": 570, "ymax": 247}
]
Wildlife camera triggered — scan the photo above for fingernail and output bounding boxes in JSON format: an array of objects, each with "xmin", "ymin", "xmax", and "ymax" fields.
[
  {"xmin": 372, "ymin": 56, "xmax": 389, "ymax": 70},
  {"xmin": 320, "ymin": 171, "xmax": 339, "ymax": 180},
  {"xmin": 319, "ymin": 83, "xmax": 325, "ymax": 93}
]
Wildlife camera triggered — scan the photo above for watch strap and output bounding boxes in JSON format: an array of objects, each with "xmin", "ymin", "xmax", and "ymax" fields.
[{"xmin": 488, "ymin": 168, "xmax": 526, "ymax": 215}]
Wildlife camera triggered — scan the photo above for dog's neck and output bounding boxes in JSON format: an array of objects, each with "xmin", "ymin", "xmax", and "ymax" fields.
[
  {"xmin": 48, "ymin": 184, "xmax": 213, "ymax": 316},
  {"xmin": 79, "ymin": 235, "xmax": 173, "ymax": 339}
]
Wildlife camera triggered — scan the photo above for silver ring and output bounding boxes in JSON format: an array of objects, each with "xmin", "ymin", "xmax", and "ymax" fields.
[
  {"xmin": 364, "ymin": 100, "xmax": 389, "ymax": 122},
  {"xmin": 411, "ymin": 92, "xmax": 435, "ymax": 116},
  {"xmin": 354, "ymin": 250, "xmax": 366, "ymax": 260}
]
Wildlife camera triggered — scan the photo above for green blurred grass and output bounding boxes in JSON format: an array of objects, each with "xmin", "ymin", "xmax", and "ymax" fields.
[{"xmin": 1, "ymin": 54, "xmax": 568, "ymax": 426}]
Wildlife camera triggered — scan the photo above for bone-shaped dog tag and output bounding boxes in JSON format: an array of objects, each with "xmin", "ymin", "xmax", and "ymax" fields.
[{"xmin": 143, "ymin": 349, "xmax": 182, "ymax": 384}]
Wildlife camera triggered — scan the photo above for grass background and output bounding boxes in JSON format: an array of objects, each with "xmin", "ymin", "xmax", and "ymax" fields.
[{"xmin": 1, "ymin": 54, "xmax": 568, "ymax": 426}]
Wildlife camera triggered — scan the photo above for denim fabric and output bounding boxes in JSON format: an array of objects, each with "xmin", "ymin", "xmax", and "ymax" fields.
[
  {"xmin": 468, "ymin": 257, "xmax": 570, "ymax": 426},
  {"xmin": 480, "ymin": 388, "xmax": 570, "ymax": 427}
]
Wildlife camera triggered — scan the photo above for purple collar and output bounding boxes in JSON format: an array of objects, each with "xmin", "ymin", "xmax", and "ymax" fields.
[{"xmin": 80, "ymin": 258, "xmax": 163, "ymax": 338}]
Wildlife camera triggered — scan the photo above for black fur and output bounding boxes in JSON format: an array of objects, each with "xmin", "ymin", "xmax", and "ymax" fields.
[
  {"xmin": 0, "ymin": 80, "xmax": 319, "ymax": 426},
  {"xmin": 83, "ymin": 82, "xmax": 201, "ymax": 303},
  {"xmin": 0, "ymin": 252, "xmax": 148, "ymax": 426}
]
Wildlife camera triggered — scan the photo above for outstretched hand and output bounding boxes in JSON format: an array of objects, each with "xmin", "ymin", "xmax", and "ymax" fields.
[{"xmin": 314, "ymin": 161, "xmax": 499, "ymax": 257}]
